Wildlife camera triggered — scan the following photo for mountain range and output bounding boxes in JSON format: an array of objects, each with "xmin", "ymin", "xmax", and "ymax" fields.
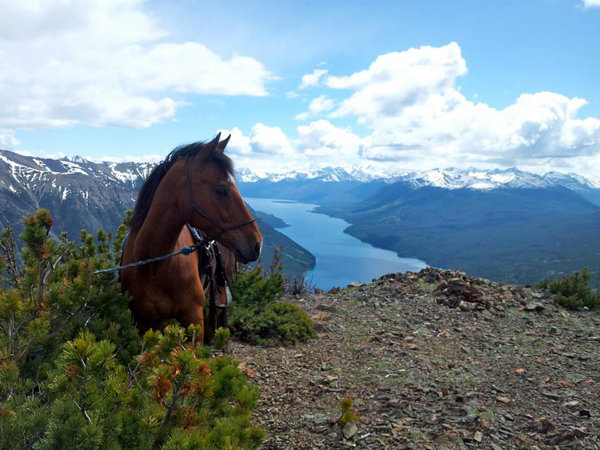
[
  {"xmin": 0, "ymin": 149, "xmax": 315, "ymax": 276},
  {"xmin": 2, "ymin": 148, "xmax": 599, "ymax": 288},
  {"xmin": 238, "ymin": 165, "xmax": 600, "ymax": 289}
]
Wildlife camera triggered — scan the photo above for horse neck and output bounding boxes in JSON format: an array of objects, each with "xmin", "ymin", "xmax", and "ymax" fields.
[{"xmin": 133, "ymin": 172, "xmax": 186, "ymax": 262}]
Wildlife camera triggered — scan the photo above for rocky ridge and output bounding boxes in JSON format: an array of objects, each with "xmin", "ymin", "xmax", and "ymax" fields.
[{"xmin": 229, "ymin": 268, "xmax": 600, "ymax": 449}]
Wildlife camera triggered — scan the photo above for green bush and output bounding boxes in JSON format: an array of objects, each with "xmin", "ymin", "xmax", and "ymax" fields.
[
  {"xmin": 0, "ymin": 210, "xmax": 264, "ymax": 449},
  {"xmin": 229, "ymin": 255, "xmax": 314, "ymax": 346},
  {"xmin": 540, "ymin": 267, "xmax": 599, "ymax": 310}
]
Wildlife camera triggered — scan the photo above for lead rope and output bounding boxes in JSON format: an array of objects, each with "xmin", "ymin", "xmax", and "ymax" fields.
[{"xmin": 93, "ymin": 243, "xmax": 202, "ymax": 275}]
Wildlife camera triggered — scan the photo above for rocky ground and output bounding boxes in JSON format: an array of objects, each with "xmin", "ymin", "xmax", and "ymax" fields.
[{"xmin": 229, "ymin": 268, "xmax": 600, "ymax": 450}]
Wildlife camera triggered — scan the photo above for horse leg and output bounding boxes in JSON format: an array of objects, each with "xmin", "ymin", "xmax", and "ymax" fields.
[
  {"xmin": 216, "ymin": 307, "xmax": 227, "ymax": 329},
  {"xmin": 136, "ymin": 320, "xmax": 152, "ymax": 336},
  {"xmin": 179, "ymin": 303, "xmax": 205, "ymax": 339}
]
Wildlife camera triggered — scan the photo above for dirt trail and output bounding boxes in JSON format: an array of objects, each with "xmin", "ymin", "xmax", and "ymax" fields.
[{"xmin": 230, "ymin": 269, "xmax": 600, "ymax": 450}]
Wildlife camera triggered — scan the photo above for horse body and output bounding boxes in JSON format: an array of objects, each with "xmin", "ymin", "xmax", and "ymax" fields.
[{"xmin": 121, "ymin": 135, "xmax": 261, "ymax": 335}]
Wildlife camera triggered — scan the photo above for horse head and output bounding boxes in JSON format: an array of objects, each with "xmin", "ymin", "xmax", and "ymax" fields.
[{"xmin": 182, "ymin": 134, "xmax": 262, "ymax": 264}]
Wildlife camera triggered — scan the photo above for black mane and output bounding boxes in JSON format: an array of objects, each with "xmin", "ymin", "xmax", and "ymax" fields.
[{"xmin": 130, "ymin": 140, "xmax": 234, "ymax": 233}]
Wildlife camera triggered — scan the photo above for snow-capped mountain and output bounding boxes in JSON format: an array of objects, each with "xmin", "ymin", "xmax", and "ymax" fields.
[
  {"xmin": 0, "ymin": 151, "xmax": 154, "ymax": 195},
  {"xmin": 2, "ymin": 149, "xmax": 597, "ymax": 197},
  {"xmin": 2, "ymin": 148, "xmax": 599, "ymax": 239},
  {"xmin": 388, "ymin": 167, "xmax": 584, "ymax": 191},
  {"xmin": 238, "ymin": 165, "xmax": 599, "ymax": 192},
  {"xmin": 0, "ymin": 149, "xmax": 156, "ymax": 240}
]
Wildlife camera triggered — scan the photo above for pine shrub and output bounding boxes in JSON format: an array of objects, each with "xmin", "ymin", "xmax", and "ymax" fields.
[
  {"xmin": 229, "ymin": 252, "xmax": 315, "ymax": 346},
  {"xmin": 542, "ymin": 267, "xmax": 599, "ymax": 310},
  {"xmin": 0, "ymin": 210, "xmax": 264, "ymax": 449}
]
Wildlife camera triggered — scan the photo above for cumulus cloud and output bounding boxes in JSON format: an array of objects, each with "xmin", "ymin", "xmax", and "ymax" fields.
[
  {"xmin": 216, "ymin": 43, "xmax": 599, "ymax": 177},
  {"xmin": 328, "ymin": 43, "xmax": 467, "ymax": 124},
  {"xmin": 295, "ymin": 95, "xmax": 336, "ymax": 120},
  {"xmin": 296, "ymin": 120, "xmax": 363, "ymax": 160},
  {"xmin": 299, "ymin": 69, "xmax": 328, "ymax": 89},
  {"xmin": 582, "ymin": 0, "xmax": 600, "ymax": 7},
  {"xmin": 247, "ymin": 124, "xmax": 295, "ymax": 156},
  {"xmin": 0, "ymin": 130, "xmax": 19, "ymax": 149},
  {"xmin": 312, "ymin": 43, "xmax": 600, "ymax": 172},
  {"xmin": 223, "ymin": 43, "xmax": 600, "ymax": 176},
  {"xmin": 218, "ymin": 127, "xmax": 253, "ymax": 156},
  {"xmin": 0, "ymin": 0, "xmax": 274, "ymax": 132},
  {"xmin": 220, "ymin": 120, "xmax": 362, "ymax": 172},
  {"xmin": 220, "ymin": 124, "xmax": 294, "ymax": 158}
]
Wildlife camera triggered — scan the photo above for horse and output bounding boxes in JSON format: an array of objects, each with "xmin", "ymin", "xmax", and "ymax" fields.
[{"xmin": 120, "ymin": 134, "xmax": 262, "ymax": 336}]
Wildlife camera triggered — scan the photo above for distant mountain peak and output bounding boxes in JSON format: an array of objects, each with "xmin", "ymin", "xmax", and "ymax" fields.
[{"xmin": 62, "ymin": 155, "xmax": 88, "ymax": 164}]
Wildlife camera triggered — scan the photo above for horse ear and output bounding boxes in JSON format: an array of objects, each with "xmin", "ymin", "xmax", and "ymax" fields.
[
  {"xmin": 216, "ymin": 134, "xmax": 231, "ymax": 154},
  {"xmin": 201, "ymin": 133, "xmax": 221, "ymax": 158}
]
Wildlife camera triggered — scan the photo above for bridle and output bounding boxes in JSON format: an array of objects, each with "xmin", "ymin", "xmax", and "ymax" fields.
[{"xmin": 185, "ymin": 156, "xmax": 255, "ymax": 239}]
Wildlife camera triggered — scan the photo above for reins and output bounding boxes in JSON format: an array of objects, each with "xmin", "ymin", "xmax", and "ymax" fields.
[{"xmin": 185, "ymin": 156, "xmax": 255, "ymax": 239}]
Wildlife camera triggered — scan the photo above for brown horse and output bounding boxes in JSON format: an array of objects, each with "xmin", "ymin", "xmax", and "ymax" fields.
[{"xmin": 121, "ymin": 134, "xmax": 262, "ymax": 335}]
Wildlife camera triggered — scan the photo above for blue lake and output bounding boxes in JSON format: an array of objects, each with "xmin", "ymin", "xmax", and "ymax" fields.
[{"xmin": 246, "ymin": 198, "xmax": 427, "ymax": 291}]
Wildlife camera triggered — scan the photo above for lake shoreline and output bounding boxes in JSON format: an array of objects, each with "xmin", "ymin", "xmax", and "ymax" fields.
[{"xmin": 246, "ymin": 198, "xmax": 427, "ymax": 290}]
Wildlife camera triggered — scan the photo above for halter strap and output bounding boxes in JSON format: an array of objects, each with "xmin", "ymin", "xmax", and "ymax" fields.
[{"xmin": 185, "ymin": 156, "xmax": 255, "ymax": 239}]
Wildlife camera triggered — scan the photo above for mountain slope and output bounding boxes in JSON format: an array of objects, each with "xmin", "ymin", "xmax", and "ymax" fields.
[
  {"xmin": 325, "ymin": 183, "xmax": 600, "ymax": 289},
  {"xmin": 0, "ymin": 150, "xmax": 315, "ymax": 277}
]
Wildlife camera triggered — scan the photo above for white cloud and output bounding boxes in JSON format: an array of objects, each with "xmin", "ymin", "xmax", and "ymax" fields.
[
  {"xmin": 286, "ymin": 91, "xmax": 301, "ymax": 99},
  {"xmin": 297, "ymin": 120, "xmax": 362, "ymax": 160},
  {"xmin": 299, "ymin": 69, "xmax": 328, "ymax": 89},
  {"xmin": 0, "ymin": 0, "xmax": 274, "ymax": 132},
  {"xmin": 295, "ymin": 95, "xmax": 335, "ymax": 120},
  {"xmin": 220, "ymin": 120, "xmax": 362, "ymax": 172},
  {"xmin": 328, "ymin": 43, "xmax": 467, "ymax": 123},
  {"xmin": 248, "ymin": 124, "xmax": 295, "ymax": 156},
  {"xmin": 220, "ymin": 43, "xmax": 599, "ymax": 178},
  {"xmin": 218, "ymin": 127, "xmax": 252, "ymax": 156},
  {"xmin": 582, "ymin": 0, "xmax": 600, "ymax": 7},
  {"xmin": 221, "ymin": 124, "xmax": 294, "ymax": 158},
  {"xmin": 0, "ymin": 130, "xmax": 19, "ymax": 149},
  {"xmin": 315, "ymin": 43, "xmax": 600, "ymax": 172}
]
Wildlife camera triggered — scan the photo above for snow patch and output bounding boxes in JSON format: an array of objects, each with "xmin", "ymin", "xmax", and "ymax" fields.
[{"xmin": 60, "ymin": 161, "xmax": 88, "ymax": 175}]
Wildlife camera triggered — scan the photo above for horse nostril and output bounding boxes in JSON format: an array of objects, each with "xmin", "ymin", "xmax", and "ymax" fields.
[{"xmin": 254, "ymin": 242, "xmax": 261, "ymax": 257}]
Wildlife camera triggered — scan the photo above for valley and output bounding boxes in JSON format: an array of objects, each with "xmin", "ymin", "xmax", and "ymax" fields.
[{"xmin": 239, "ymin": 166, "xmax": 600, "ymax": 290}]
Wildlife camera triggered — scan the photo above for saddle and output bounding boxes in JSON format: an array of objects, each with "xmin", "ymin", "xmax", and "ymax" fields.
[{"xmin": 186, "ymin": 224, "xmax": 234, "ymax": 335}]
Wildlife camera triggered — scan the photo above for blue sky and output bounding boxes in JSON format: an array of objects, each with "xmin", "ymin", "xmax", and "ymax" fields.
[{"xmin": 0, "ymin": 0, "xmax": 599, "ymax": 177}]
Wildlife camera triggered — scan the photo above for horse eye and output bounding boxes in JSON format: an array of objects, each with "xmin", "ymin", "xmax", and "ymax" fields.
[{"xmin": 215, "ymin": 187, "xmax": 228, "ymax": 197}]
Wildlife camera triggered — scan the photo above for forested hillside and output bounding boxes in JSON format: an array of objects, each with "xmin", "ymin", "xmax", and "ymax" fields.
[{"xmin": 322, "ymin": 184, "xmax": 600, "ymax": 289}]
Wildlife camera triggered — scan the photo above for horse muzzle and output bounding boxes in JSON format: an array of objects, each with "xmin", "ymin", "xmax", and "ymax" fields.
[{"xmin": 235, "ymin": 241, "xmax": 261, "ymax": 264}]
